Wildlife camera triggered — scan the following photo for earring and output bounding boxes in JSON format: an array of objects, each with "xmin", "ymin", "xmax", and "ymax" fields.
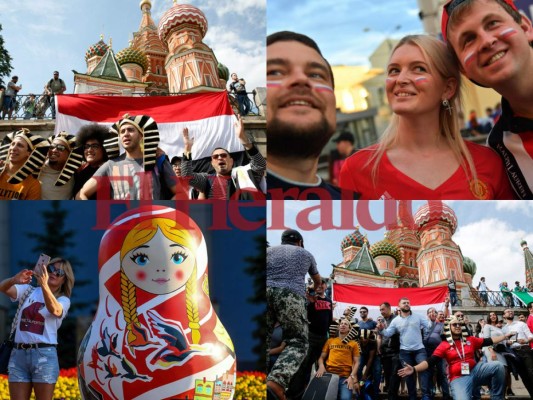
[{"xmin": 442, "ymin": 99, "xmax": 453, "ymax": 116}]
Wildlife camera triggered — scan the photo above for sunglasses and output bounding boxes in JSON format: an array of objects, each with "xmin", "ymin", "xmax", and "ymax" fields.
[
  {"xmin": 84, "ymin": 143, "xmax": 101, "ymax": 150},
  {"xmin": 47, "ymin": 264, "xmax": 65, "ymax": 277},
  {"xmin": 50, "ymin": 144, "xmax": 67, "ymax": 152},
  {"xmin": 451, "ymin": 323, "xmax": 462, "ymax": 327},
  {"xmin": 211, "ymin": 153, "xmax": 229, "ymax": 160}
]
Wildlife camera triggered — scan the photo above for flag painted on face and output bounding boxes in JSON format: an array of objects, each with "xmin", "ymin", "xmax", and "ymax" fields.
[
  {"xmin": 55, "ymin": 92, "xmax": 245, "ymax": 171},
  {"xmin": 332, "ymin": 283, "xmax": 449, "ymax": 321}
]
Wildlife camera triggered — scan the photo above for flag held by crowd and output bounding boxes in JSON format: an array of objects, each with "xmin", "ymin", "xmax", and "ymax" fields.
[
  {"xmin": 55, "ymin": 92, "xmax": 243, "ymax": 168},
  {"xmin": 332, "ymin": 284, "xmax": 449, "ymax": 321}
]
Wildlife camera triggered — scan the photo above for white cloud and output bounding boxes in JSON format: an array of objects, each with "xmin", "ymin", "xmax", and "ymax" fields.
[
  {"xmin": 454, "ymin": 218, "xmax": 531, "ymax": 291},
  {"xmin": 495, "ymin": 201, "xmax": 533, "ymax": 216}
]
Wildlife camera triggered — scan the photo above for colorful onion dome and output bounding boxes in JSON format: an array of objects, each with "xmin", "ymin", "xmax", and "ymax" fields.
[
  {"xmin": 370, "ymin": 239, "xmax": 402, "ymax": 266},
  {"xmin": 116, "ymin": 47, "xmax": 149, "ymax": 74},
  {"xmin": 218, "ymin": 62, "xmax": 229, "ymax": 81},
  {"xmin": 463, "ymin": 256, "xmax": 477, "ymax": 275},
  {"xmin": 158, "ymin": 3, "xmax": 208, "ymax": 42},
  {"xmin": 341, "ymin": 227, "xmax": 366, "ymax": 250},
  {"xmin": 414, "ymin": 202, "xmax": 458, "ymax": 234},
  {"xmin": 85, "ymin": 38, "xmax": 109, "ymax": 62}
]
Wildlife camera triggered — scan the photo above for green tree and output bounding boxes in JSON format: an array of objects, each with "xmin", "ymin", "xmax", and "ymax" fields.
[
  {"xmin": 20, "ymin": 201, "xmax": 90, "ymax": 368},
  {"xmin": 0, "ymin": 24, "xmax": 13, "ymax": 87},
  {"xmin": 244, "ymin": 235, "xmax": 267, "ymax": 371}
]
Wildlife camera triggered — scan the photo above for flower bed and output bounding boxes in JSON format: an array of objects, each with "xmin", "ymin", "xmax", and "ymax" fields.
[{"xmin": 0, "ymin": 369, "xmax": 266, "ymax": 399}]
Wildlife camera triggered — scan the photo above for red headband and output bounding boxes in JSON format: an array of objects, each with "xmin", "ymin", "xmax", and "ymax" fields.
[{"xmin": 441, "ymin": 0, "xmax": 518, "ymax": 42}]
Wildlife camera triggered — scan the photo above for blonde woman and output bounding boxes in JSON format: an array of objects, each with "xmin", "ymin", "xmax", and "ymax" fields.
[
  {"xmin": 339, "ymin": 35, "xmax": 515, "ymax": 200},
  {"xmin": 0, "ymin": 258, "xmax": 74, "ymax": 400}
]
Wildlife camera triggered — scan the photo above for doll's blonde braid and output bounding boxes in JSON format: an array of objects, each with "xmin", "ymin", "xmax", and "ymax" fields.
[{"xmin": 185, "ymin": 264, "xmax": 200, "ymax": 344}]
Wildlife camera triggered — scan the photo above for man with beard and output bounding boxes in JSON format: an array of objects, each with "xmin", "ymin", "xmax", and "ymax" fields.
[
  {"xmin": 266, "ymin": 31, "xmax": 355, "ymax": 200},
  {"xmin": 502, "ymin": 308, "xmax": 533, "ymax": 397},
  {"xmin": 377, "ymin": 298, "xmax": 431, "ymax": 400},
  {"xmin": 181, "ymin": 115, "xmax": 266, "ymax": 199},
  {"xmin": 287, "ymin": 279, "xmax": 333, "ymax": 399},
  {"xmin": 399, "ymin": 316, "xmax": 511, "ymax": 400},
  {"xmin": 78, "ymin": 114, "xmax": 181, "ymax": 200}
]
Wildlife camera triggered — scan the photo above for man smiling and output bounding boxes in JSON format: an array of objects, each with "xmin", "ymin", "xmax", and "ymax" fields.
[
  {"xmin": 266, "ymin": 31, "xmax": 354, "ymax": 200},
  {"xmin": 442, "ymin": 0, "xmax": 533, "ymax": 198}
]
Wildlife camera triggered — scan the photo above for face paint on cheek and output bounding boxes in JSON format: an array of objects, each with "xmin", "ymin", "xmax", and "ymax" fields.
[
  {"xmin": 136, "ymin": 270, "xmax": 147, "ymax": 281},
  {"xmin": 311, "ymin": 83, "xmax": 334, "ymax": 93},
  {"xmin": 175, "ymin": 270, "xmax": 184, "ymax": 281},
  {"xmin": 414, "ymin": 77, "xmax": 428, "ymax": 85},
  {"xmin": 385, "ymin": 77, "xmax": 395, "ymax": 90},
  {"xmin": 499, "ymin": 27, "xmax": 517, "ymax": 38},
  {"xmin": 266, "ymin": 81, "xmax": 283, "ymax": 88},
  {"xmin": 463, "ymin": 51, "xmax": 475, "ymax": 67}
]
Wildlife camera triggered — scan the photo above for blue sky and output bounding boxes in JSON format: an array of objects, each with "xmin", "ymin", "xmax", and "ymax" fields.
[
  {"xmin": 267, "ymin": 0, "xmax": 424, "ymax": 67},
  {"xmin": 267, "ymin": 201, "xmax": 533, "ymax": 293},
  {"xmin": 1, "ymin": 0, "xmax": 265, "ymax": 95}
]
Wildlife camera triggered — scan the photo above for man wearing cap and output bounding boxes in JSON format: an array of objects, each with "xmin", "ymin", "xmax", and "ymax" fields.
[
  {"xmin": 0, "ymin": 129, "xmax": 48, "ymax": 200},
  {"xmin": 329, "ymin": 131, "xmax": 356, "ymax": 186},
  {"xmin": 38, "ymin": 132, "xmax": 78, "ymax": 200},
  {"xmin": 399, "ymin": 316, "xmax": 513, "ymax": 400},
  {"xmin": 287, "ymin": 278, "xmax": 333, "ymax": 399},
  {"xmin": 181, "ymin": 115, "xmax": 266, "ymax": 199},
  {"xmin": 78, "ymin": 114, "xmax": 181, "ymax": 200},
  {"xmin": 267, "ymin": 229, "xmax": 322, "ymax": 400},
  {"xmin": 45, "ymin": 71, "xmax": 66, "ymax": 119}
]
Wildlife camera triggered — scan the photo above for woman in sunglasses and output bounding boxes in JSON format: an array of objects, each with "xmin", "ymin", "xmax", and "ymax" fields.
[
  {"xmin": 0, "ymin": 257, "xmax": 74, "ymax": 400},
  {"xmin": 399, "ymin": 316, "xmax": 514, "ymax": 400}
]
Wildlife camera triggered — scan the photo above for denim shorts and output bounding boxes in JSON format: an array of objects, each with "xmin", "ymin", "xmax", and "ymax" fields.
[{"xmin": 8, "ymin": 346, "xmax": 60, "ymax": 384}]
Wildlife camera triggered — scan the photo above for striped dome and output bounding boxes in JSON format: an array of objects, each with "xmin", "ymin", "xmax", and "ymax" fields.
[
  {"xmin": 414, "ymin": 202, "xmax": 458, "ymax": 234},
  {"xmin": 158, "ymin": 3, "xmax": 208, "ymax": 42},
  {"xmin": 116, "ymin": 47, "xmax": 149, "ymax": 74},
  {"xmin": 370, "ymin": 239, "xmax": 402, "ymax": 266},
  {"xmin": 218, "ymin": 62, "xmax": 229, "ymax": 81},
  {"xmin": 341, "ymin": 227, "xmax": 366, "ymax": 250},
  {"xmin": 85, "ymin": 39, "xmax": 109, "ymax": 61}
]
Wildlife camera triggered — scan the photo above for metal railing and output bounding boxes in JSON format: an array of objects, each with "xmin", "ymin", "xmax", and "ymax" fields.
[
  {"xmin": 468, "ymin": 288, "xmax": 528, "ymax": 308},
  {"xmin": 1, "ymin": 91, "xmax": 260, "ymax": 121}
]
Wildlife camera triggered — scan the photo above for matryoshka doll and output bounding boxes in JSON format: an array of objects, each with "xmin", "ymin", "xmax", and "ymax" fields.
[{"xmin": 78, "ymin": 206, "xmax": 237, "ymax": 400}]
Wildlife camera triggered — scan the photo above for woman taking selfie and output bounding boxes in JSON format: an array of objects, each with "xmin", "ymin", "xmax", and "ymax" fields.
[
  {"xmin": 339, "ymin": 35, "xmax": 515, "ymax": 200},
  {"xmin": 0, "ymin": 257, "xmax": 74, "ymax": 400}
]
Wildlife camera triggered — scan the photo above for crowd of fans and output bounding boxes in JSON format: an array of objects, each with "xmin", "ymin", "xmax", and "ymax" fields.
[{"xmin": 267, "ymin": 231, "xmax": 533, "ymax": 400}]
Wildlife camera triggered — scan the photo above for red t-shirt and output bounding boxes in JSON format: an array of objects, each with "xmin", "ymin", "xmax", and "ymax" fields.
[
  {"xmin": 338, "ymin": 141, "xmax": 515, "ymax": 200},
  {"xmin": 433, "ymin": 336, "xmax": 483, "ymax": 382}
]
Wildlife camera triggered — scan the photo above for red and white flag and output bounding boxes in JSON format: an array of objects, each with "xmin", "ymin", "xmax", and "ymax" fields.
[
  {"xmin": 333, "ymin": 283, "xmax": 449, "ymax": 321},
  {"xmin": 55, "ymin": 92, "xmax": 242, "ymax": 164}
]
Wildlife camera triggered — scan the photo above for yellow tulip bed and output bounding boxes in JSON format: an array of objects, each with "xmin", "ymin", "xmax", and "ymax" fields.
[{"xmin": 0, "ymin": 369, "xmax": 266, "ymax": 400}]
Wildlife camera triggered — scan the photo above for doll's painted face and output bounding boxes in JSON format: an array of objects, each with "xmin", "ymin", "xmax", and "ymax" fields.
[{"xmin": 121, "ymin": 228, "xmax": 196, "ymax": 294}]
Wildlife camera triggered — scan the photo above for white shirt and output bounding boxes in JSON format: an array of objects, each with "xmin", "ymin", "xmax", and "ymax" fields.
[
  {"xmin": 12, "ymin": 284, "xmax": 70, "ymax": 344},
  {"xmin": 502, "ymin": 320, "xmax": 533, "ymax": 349}
]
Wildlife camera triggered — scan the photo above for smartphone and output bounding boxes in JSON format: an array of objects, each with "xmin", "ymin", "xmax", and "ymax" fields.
[{"xmin": 35, "ymin": 253, "xmax": 51, "ymax": 271}]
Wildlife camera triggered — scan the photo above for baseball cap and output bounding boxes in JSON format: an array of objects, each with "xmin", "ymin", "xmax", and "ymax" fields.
[
  {"xmin": 441, "ymin": 0, "xmax": 518, "ymax": 42},
  {"xmin": 333, "ymin": 131, "xmax": 354, "ymax": 144},
  {"xmin": 281, "ymin": 229, "xmax": 304, "ymax": 245},
  {"xmin": 170, "ymin": 156, "xmax": 182, "ymax": 165}
]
